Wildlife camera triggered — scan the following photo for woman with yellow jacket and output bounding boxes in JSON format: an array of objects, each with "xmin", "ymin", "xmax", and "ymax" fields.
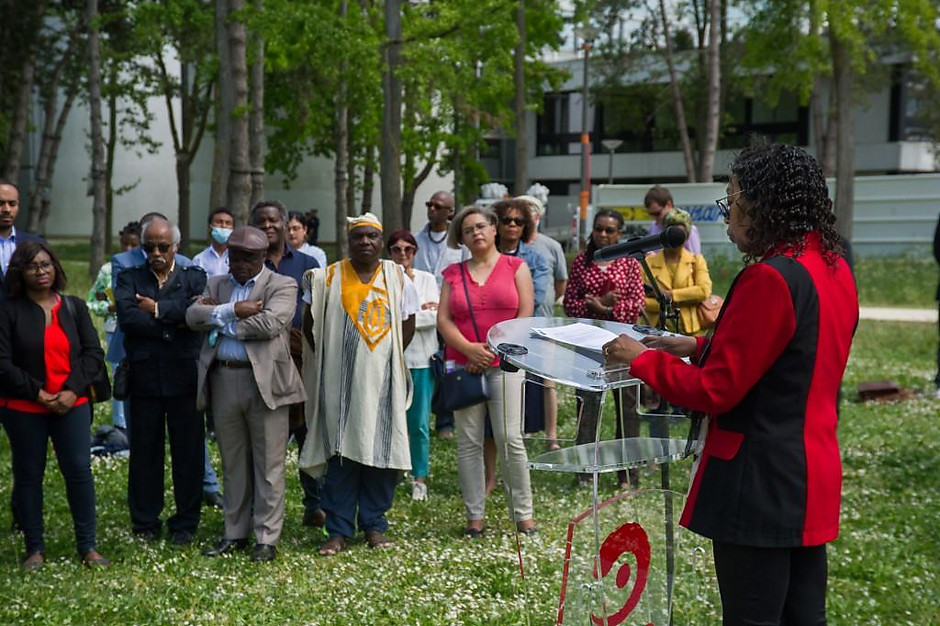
[{"xmin": 644, "ymin": 208, "xmax": 713, "ymax": 336}]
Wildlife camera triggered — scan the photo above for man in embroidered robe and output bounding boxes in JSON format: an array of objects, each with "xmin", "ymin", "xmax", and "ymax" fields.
[{"xmin": 300, "ymin": 213, "xmax": 418, "ymax": 556}]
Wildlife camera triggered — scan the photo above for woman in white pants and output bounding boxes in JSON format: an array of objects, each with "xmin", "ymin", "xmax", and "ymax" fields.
[{"xmin": 437, "ymin": 205, "xmax": 537, "ymax": 538}]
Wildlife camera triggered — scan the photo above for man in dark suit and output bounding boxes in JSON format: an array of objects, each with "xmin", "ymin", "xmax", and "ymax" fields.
[
  {"xmin": 115, "ymin": 218, "xmax": 207, "ymax": 545},
  {"xmin": 108, "ymin": 211, "xmax": 223, "ymax": 510},
  {"xmin": 0, "ymin": 180, "xmax": 44, "ymax": 300}
]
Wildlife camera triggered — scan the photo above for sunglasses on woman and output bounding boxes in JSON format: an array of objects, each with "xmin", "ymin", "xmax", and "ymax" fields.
[
  {"xmin": 142, "ymin": 242, "xmax": 173, "ymax": 253},
  {"xmin": 390, "ymin": 245, "xmax": 415, "ymax": 255},
  {"xmin": 593, "ymin": 225, "xmax": 619, "ymax": 235},
  {"xmin": 500, "ymin": 217, "xmax": 525, "ymax": 227}
]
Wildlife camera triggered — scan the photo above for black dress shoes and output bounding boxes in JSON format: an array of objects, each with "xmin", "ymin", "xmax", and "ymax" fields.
[
  {"xmin": 133, "ymin": 527, "xmax": 161, "ymax": 541},
  {"xmin": 251, "ymin": 543, "xmax": 277, "ymax": 562},
  {"xmin": 202, "ymin": 537, "xmax": 250, "ymax": 557},
  {"xmin": 170, "ymin": 530, "xmax": 195, "ymax": 546},
  {"xmin": 203, "ymin": 492, "xmax": 224, "ymax": 510}
]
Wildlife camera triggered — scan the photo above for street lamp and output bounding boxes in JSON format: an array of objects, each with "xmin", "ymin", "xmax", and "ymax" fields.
[
  {"xmin": 601, "ymin": 138, "xmax": 623, "ymax": 184},
  {"xmin": 573, "ymin": 25, "xmax": 598, "ymax": 250}
]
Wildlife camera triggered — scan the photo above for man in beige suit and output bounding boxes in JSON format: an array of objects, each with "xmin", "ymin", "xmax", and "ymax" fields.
[{"xmin": 186, "ymin": 226, "xmax": 305, "ymax": 562}]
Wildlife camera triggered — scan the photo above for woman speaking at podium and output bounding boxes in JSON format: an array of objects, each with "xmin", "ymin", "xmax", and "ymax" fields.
[{"xmin": 602, "ymin": 144, "xmax": 859, "ymax": 625}]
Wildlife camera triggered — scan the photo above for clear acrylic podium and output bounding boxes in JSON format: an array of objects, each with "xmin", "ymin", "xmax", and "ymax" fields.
[{"xmin": 487, "ymin": 316, "xmax": 694, "ymax": 626}]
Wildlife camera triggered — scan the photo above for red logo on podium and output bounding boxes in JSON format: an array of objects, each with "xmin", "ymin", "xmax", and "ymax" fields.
[{"xmin": 590, "ymin": 522, "xmax": 652, "ymax": 626}]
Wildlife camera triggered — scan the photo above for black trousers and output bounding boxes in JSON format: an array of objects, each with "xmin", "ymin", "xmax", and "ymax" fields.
[
  {"xmin": 127, "ymin": 393, "xmax": 204, "ymax": 535},
  {"xmin": 4, "ymin": 405, "xmax": 97, "ymax": 556},
  {"xmin": 712, "ymin": 541, "xmax": 828, "ymax": 626}
]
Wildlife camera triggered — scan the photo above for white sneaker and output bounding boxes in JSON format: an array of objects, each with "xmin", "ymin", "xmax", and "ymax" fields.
[{"xmin": 411, "ymin": 481, "xmax": 428, "ymax": 501}]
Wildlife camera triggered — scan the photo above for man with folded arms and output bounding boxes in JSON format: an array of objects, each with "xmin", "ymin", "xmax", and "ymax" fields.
[{"xmin": 187, "ymin": 226, "xmax": 305, "ymax": 562}]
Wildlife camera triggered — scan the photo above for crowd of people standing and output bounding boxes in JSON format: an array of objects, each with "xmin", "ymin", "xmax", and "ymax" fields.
[{"xmin": 0, "ymin": 143, "xmax": 862, "ymax": 626}]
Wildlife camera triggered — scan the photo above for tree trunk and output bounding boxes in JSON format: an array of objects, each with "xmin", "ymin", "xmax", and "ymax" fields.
[
  {"xmin": 822, "ymin": 86, "xmax": 838, "ymax": 177},
  {"xmin": 658, "ymin": 0, "xmax": 697, "ymax": 182},
  {"xmin": 105, "ymin": 83, "xmax": 117, "ymax": 254},
  {"xmin": 380, "ymin": 0, "xmax": 403, "ymax": 230},
  {"xmin": 2, "ymin": 0, "xmax": 48, "ymax": 182},
  {"xmin": 810, "ymin": 79, "xmax": 826, "ymax": 163},
  {"xmin": 177, "ymin": 154, "xmax": 192, "ymax": 253},
  {"xmin": 248, "ymin": 0, "xmax": 265, "ymax": 207},
  {"xmin": 226, "ymin": 0, "xmax": 252, "ymax": 224},
  {"xmin": 401, "ymin": 159, "xmax": 434, "ymax": 230},
  {"xmin": 697, "ymin": 0, "xmax": 721, "ymax": 182},
  {"xmin": 27, "ymin": 69, "xmax": 80, "ymax": 234},
  {"xmin": 361, "ymin": 146, "xmax": 375, "ymax": 213},
  {"xmin": 87, "ymin": 0, "xmax": 107, "ymax": 277},
  {"xmin": 513, "ymin": 0, "xmax": 527, "ymax": 195},
  {"xmin": 334, "ymin": 0, "xmax": 350, "ymax": 259},
  {"xmin": 346, "ymin": 119, "xmax": 357, "ymax": 218},
  {"xmin": 829, "ymin": 31, "xmax": 854, "ymax": 241},
  {"xmin": 211, "ymin": 0, "xmax": 233, "ymax": 213}
]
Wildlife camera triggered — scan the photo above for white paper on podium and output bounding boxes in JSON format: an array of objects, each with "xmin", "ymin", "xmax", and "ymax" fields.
[{"xmin": 530, "ymin": 322, "xmax": 620, "ymax": 353}]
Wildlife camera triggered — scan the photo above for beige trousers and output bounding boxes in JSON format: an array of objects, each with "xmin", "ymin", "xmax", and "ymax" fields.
[
  {"xmin": 454, "ymin": 368, "xmax": 533, "ymax": 523},
  {"xmin": 209, "ymin": 367, "xmax": 290, "ymax": 545}
]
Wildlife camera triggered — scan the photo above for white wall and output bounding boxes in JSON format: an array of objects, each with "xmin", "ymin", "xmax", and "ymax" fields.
[{"xmin": 35, "ymin": 76, "xmax": 452, "ymax": 242}]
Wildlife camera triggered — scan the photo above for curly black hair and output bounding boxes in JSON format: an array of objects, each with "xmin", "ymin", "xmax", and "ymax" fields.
[{"xmin": 731, "ymin": 143, "xmax": 843, "ymax": 264}]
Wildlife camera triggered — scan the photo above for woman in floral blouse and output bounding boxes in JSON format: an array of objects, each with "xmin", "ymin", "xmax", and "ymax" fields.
[{"xmin": 563, "ymin": 209, "xmax": 646, "ymax": 488}]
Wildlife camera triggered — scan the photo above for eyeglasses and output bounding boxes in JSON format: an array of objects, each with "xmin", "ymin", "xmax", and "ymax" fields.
[
  {"xmin": 390, "ymin": 245, "xmax": 415, "ymax": 255},
  {"xmin": 500, "ymin": 217, "xmax": 525, "ymax": 227},
  {"xmin": 426, "ymin": 201, "xmax": 452, "ymax": 211},
  {"xmin": 715, "ymin": 190, "xmax": 744, "ymax": 220},
  {"xmin": 142, "ymin": 242, "xmax": 173, "ymax": 254},
  {"xmin": 23, "ymin": 261, "xmax": 53, "ymax": 273},
  {"xmin": 462, "ymin": 222, "xmax": 491, "ymax": 237},
  {"xmin": 593, "ymin": 225, "xmax": 620, "ymax": 235}
]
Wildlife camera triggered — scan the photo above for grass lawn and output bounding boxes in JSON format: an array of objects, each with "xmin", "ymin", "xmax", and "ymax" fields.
[{"xmin": 0, "ymin": 247, "xmax": 936, "ymax": 624}]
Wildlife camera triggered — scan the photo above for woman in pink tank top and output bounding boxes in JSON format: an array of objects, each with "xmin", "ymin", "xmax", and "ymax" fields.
[{"xmin": 437, "ymin": 205, "xmax": 537, "ymax": 538}]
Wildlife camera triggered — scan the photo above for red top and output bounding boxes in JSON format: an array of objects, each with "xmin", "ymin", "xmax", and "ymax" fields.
[
  {"xmin": 563, "ymin": 253, "xmax": 645, "ymax": 323},
  {"xmin": 443, "ymin": 256, "xmax": 524, "ymax": 367},
  {"xmin": 631, "ymin": 233, "xmax": 858, "ymax": 547},
  {"xmin": 6, "ymin": 300, "xmax": 89, "ymax": 414}
]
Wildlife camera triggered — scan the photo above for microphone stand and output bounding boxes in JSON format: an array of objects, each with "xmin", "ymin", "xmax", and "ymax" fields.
[{"xmin": 631, "ymin": 250, "xmax": 677, "ymax": 617}]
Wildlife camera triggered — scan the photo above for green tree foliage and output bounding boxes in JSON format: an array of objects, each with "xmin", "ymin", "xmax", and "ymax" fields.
[{"xmin": 262, "ymin": 0, "xmax": 564, "ymax": 222}]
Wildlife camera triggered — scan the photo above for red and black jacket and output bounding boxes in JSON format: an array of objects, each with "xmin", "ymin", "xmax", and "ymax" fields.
[{"xmin": 631, "ymin": 234, "xmax": 858, "ymax": 547}]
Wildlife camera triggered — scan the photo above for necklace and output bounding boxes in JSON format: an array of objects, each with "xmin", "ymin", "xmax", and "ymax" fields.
[{"xmin": 427, "ymin": 224, "xmax": 447, "ymax": 244}]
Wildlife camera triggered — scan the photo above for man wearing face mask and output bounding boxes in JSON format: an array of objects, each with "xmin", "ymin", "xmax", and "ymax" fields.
[{"xmin": 193, "ymin": 208, "xmax": 235, "ymax": 278}]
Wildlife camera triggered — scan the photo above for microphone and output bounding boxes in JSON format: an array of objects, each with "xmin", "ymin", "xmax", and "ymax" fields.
[{"xmin": 592, "ymin": 226, "xmax": 687, "ymax": 262}]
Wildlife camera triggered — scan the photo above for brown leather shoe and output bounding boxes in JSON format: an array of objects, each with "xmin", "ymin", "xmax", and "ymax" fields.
[
  {"xmin": 21, "ymin": 552, "xmax": 44, "ymax": 572},
  {"xmin": 82, "ymin": 550, "xmax": 111, "ymax": 568}
]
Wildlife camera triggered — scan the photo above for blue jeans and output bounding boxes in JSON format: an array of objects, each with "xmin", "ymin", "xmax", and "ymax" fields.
[
  {"xmin": 105, "ymin": 331, "xmax": 127, "ymax": 429},
  {"xmin": 5, "ymin": 405, "xmax": 97, "ymax": 556},
  {"xmin": 407, "ymin": 368, "xmax": 433, "ymax": 479},
  {"xmin": 322, "ymin": 456, "xmax": 397, "ymax": 539}
]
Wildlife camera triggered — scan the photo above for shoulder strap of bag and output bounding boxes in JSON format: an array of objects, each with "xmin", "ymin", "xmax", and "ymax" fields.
[{"xmin": 459, "ymin": 261, "xmax": 482, "ymax": 342}]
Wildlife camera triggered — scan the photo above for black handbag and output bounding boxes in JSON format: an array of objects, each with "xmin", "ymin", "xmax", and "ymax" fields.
[
  {"xmin": 62, "ymin": 295, "xmax": 112, "ymax": 403},
  {"xmin": 111, "ymin": 361, "xmax": 129, "ymax": 401},
  {"xmin": 431, "ymin": 262, "xmax": 490, "ymax": 414}
]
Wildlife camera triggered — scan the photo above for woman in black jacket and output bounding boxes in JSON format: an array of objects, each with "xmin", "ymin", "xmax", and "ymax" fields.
[{"xmin": 0, "ymin": 242, "xmax": 110, "ymax": 570}]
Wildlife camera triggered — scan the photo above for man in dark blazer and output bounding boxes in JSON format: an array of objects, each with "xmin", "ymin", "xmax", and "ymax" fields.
[
  {"xmin": 115, "ymin": 218, "xmax": 207, "ymax": 545},
  {"xmin": 107, "ymin": 211, "xmax": 222, "ymax": 510},
  {"xmin": 0, "ymin": 180, "xmax": 44, "ymax": 300}
]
